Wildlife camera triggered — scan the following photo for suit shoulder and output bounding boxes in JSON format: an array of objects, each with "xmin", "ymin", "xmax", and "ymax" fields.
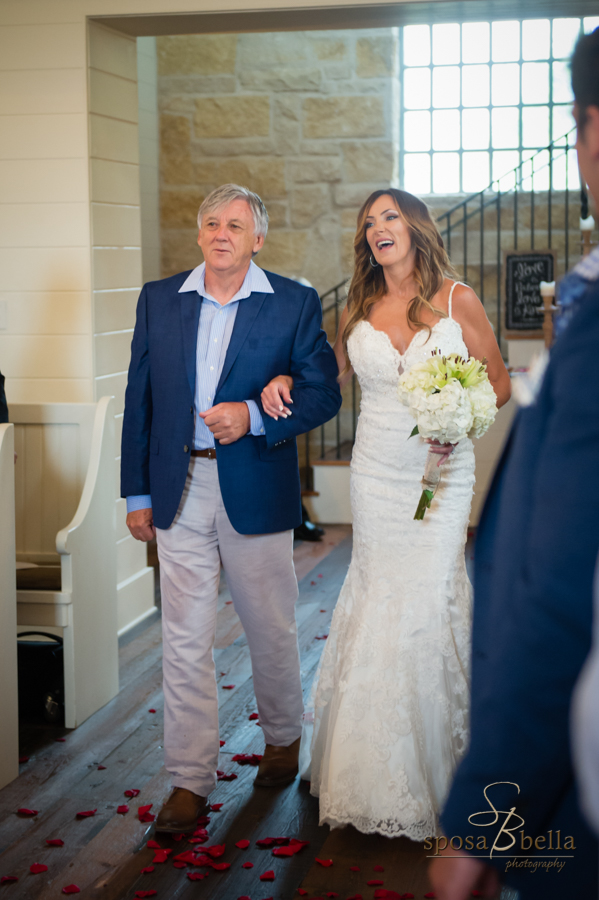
[
  {"xmin": 261, "ymin": 270, "xmax": 319, "ymax": 303},
  {"xmin": 144, "ymin": 269, "xmax": 194, "ymax": 296}
]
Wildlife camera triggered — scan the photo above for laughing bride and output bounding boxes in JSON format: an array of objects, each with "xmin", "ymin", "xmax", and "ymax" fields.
[{"xmin": 261, "ymin": 188, "xmax": 511, "ymax": 839}]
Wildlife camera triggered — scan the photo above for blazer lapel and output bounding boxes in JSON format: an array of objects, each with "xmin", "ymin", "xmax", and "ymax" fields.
[
  {"xmin": 180, "ymin": 293, "xmax": 202, "ymax": 395},
  {"xmin": 217, "ymin": 292, "xmax": 268, "ymax": 393}
]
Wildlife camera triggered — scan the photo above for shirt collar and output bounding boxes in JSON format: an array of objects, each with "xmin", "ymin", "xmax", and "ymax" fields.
[
  {"xmin": 571, "ymin": 244, "xmax": 599, "ymax": 283},
  {"xmin": 178, "ymin": 259, "xmax": 274, "ymax": 302}
]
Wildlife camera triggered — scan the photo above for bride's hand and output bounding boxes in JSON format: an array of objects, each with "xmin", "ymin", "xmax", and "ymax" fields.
[
  {"xmin": 261, "ymin": 375, "xmax": 294, "ymax": 420},
  {"xmin": 426, "ymin": 439, "xmax": 456, "ymax": 467}
]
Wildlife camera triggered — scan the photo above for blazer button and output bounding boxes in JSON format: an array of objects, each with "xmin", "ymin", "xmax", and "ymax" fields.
[{"xmin": 184, "ymin": 445, "xmax": 189, "ymax": 453}]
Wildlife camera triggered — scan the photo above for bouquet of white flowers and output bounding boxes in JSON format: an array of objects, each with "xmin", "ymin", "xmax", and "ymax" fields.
[{"xmin": 398, "ymin": 351, "xmax": 497, "ymax": 519}]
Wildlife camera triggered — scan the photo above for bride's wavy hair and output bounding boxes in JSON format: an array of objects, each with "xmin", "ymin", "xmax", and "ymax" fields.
[{"xmin": 341, "ymin": 188, "xmax": 458, "ymax": 374}]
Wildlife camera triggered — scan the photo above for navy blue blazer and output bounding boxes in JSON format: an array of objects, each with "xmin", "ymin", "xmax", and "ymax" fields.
[
  {"xmin": 120, "ymin": 269, "xmax": 341, "ymax": 534},
  {"xmin": 441, "ymin": 284, "xmax": 599, "ymax": 898}
]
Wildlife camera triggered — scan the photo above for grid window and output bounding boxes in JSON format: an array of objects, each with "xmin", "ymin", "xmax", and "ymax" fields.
[{"xmin": 401, "ymin": 16, "xmax": 591, "ymax": 194}]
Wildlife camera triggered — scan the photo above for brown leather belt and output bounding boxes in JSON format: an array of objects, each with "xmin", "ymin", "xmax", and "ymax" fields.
[{"xmin": 191, "ymin": 448, "xmax": 217, "ymax": 459}]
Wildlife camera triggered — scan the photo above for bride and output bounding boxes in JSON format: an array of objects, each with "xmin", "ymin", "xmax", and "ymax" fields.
[{"xmin": 261, "ymin": 188, "xmax": 511, "ymax": 840}]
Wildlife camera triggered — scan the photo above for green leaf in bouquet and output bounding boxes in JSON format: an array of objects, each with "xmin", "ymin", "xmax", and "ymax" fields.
[{"xmin": 409, "ymin": 425, "xmax": 419, "ymax": 438}]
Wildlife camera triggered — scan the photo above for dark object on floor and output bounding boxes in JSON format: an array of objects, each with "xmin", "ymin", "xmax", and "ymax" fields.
[
  {"xmin": 254, "ymin": 736, "xmax": 301, "ymax": 787},
  {"xmin": 17, "ymin": 632, "xmax": 64, "ymax": 725},
  {"xmin": 294, "ymin": 504, "xmax": 325, "ymax": 542},
  {"xmin": 155, "ymin": 788, "xmax": 207, "ymax": 833}
]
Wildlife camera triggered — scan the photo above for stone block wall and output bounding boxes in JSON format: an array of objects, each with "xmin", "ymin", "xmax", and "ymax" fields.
[{"xmin": 157, "ymin": 29, "xmax": 399, "ymax": 296}]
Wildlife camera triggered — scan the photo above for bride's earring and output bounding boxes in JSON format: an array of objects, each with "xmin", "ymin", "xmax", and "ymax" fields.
[{"xmin": 369, "ymin": 254, "xmax": 379, "ymax": 268}]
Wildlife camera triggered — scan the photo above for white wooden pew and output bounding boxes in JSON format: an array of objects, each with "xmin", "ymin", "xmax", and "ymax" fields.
[
  {"xmin": 13, "ymin": 398, "xmax": 119, "ymax": 728},
  {"xmin": 0, "ymin": 424, "xmax": 18, "ymax": 789}
]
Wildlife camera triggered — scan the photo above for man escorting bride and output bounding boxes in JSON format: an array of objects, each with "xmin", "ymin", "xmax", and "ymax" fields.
[{"xmin": 262, "ymin": 188, "xmax": 511, "ymax": 839}]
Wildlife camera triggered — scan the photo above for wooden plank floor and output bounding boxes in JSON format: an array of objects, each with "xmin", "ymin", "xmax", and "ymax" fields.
[{"xmin": 0, "ymin": 527, "xmax": 508, "ymax": 900}]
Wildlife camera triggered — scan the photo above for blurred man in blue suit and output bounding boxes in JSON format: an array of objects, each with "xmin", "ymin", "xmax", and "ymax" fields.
[
  {"xmin": 430, "ymin": 27, "xmax": 599, "ymax": 900},
  {"xmin": 121, "ymin": 184, "xmax": 341, "ymax": 832}
]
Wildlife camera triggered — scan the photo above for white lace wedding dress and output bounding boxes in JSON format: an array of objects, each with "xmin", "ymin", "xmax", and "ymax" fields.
[{"xmin": 300, "ymin": 284, "xmax": 475, "ymax": 840}]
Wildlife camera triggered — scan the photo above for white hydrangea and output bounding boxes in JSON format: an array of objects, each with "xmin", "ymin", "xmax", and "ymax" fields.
[
  {"xmin": 468, "ymin": 380, "xmax": 498, "ymax": 439},
  {"xmin": 411, "ymin": 380, "xmax": 474, "ymax": 444}
]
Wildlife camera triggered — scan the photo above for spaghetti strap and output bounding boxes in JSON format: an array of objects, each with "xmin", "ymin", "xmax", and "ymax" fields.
[{"xmin": 447, "ymin": 281, "xmax": 466, "ymax": 320}]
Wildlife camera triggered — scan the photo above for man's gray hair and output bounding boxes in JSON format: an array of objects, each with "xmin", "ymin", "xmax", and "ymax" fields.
[{"xmin": 197, "ymin": 184, "xmax": 269, "ymax": 239}]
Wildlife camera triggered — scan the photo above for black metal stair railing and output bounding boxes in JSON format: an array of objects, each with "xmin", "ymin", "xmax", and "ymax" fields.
[{"xmin": 303, "ymin": 125, "xmax": 591, "ymax": 475}]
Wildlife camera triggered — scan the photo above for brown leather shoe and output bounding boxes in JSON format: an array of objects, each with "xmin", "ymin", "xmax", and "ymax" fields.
[
  {"xmin": 155, "ymin": 787, "xmax": 207, "ymax": 833},
  {"xmin": 254, "ymin": 737, "xmax": 301, "ymax": 788}
]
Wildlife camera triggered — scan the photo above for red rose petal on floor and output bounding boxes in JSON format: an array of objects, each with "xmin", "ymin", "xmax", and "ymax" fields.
[
  {"xmin": 298, "ymin": 891, "xmax": 308, "ymax": 897},
  {"xmin": 197, "ymin": 815, "xmax": 211, "ymax": 826},
  {"xmin": 147, "ymin": 840, "xmax": 161, "ymax": 849},
  {"xmin": 249, "ymin": 713, "xmax": 259, "ymax": 720},
  {"xmin": 318, "ymin": 574, "xmax": 323, "ymax": 578},
  {"xmin": 310, "ymin": 581, "xmax": 316, "ymax": 586},
  {"xmin": 124, "ymin": 789, "xmax": 140, "ymax": 798},
  {"xmin": 117, "ymin": 805, "xmax": 129, "ymax": 814},
  {"xmin": 19, "ymin": 756, "xmax": 29, "ymax": 763},
  {"xmin": 75, "ymin": 809, "xmax": 97, "ymax": 818},
  {"xmin": 135, "ymin": 892, "xmax": 157, "ymax": 898},
  {"xmin": 30, "ymin": 863, "xmax": 48, "ymax": 874},
  {"xmin": 401, "ymin": 894, "xmax": 415, "ymax": 899},
  {"xmin": 260, "ymin": 870, "xmax": 275, "ymax": 881},
  {"xmin": 232, "ymin": 754, "xmax": 262, "ymax": 766},
  {"xmin": 217, "ymin": 772, "xmax": 238, "ymax": 781},
  {"xmin": 314, "ymin": 635, "xmax": 328, "ymax": 640},
  {"xmin": 206, "ymin": 844, "xmax": 226, "ymax": 858},
  {"xmin": 272, "ymin": 846, "xmax": 295, "ymax": 857},
  {"xmin": 187, "ymin": 872, "xmax": 208, "ymax": 881},
  {"xmin": 219, "ymin": 740, "xmax": 226, "ymax": 747},
  {"xmin": 173, "ymin": 850, "xmax": 198, "ymax": 865},
  {"xmin": 0, "ymin": 876, "xmax": 18, "ymax": 884},
  {"xmin": 374, "ymin": 891, "xmax": 402, "ymax": 900},
  {"xmin": 223, "ymin": 685, "xmax": 235, "ymax": 690},
  {"xmin": 138, "ymin": 804, "xmax": 155, "ymax": 822},
  {"xmin": 172, "ymin": 861, "xmax": 187, "ymax": 869},
  {"xmin": 61, "ymin": 886, "xmax": 80, "ymax": 894},
  {"xmin": 238, "ymin": 896, "xmax": 251, "ymax": 900},
  {"xmin": 373, "ymin": 865, "xmax": 384, "ymax": 872},
  {"xmin": 347, "ymin": 896, "xmax": 363, "ymax": 900},
  {"xmin": 242, "ymin": 862, "xmax": 254, "ymax": 869},
  {"xmin": 55, "ymin": 738, "xmax": 66, "ymax": 742},
  {"xmin": 320, "ymin": 609, "xmax": 326, "ymax": 613},
  {"xmin": 326, "ymin": 893, "xmax": 339, "ymax": 898},
  {"xmin": 148, "ymin": 709, "xmax": 156, "ymax": 713},
  {"xmin": 97, "ymin": 765, "xmax": 106, "ymax": 770},
  {"xmin": 315, "ymin": 858, "xmax": 333, "ymax": 867},
  {"xmin": 46, "ymin": 839, "xmax": 64, "ymax": 847},
  {"xmin": 140, "ymin": 866, "xmax": 154, "ymax": 874},
  {"xmin": 349, "ymin": 865, "xmax": 360, "ymax": 871},
  {"xmin": 225, "ymin": 600, "xmax": 233, "ymax": 605},
  {"xmin": 211, "ymin": 862, "xmax": 231, "ymax": 871},
  {"xmin": 210, "ymin": 803, "xmax": 223, "ymax": 812},
  {"xmin": 17, "ymin": 808, "xmax": 38, "ymax": 816},
  {"xmin": 236, "ymin": 839, "xmax": 251, "ymax": 849},
  {"xmin": 139, "ymin": 813, "xmax": 155, "ymax": 823},
  {"xmin": 367, "ymin": 881, "xmax": 384, "ymax": 887},
  {"xmin": 152, "ymin": 849, "xmax": 171, "ymax": 864},
  {"xmin": 172, "ymin": 833, "xmax": 184, "ymax": 842}
]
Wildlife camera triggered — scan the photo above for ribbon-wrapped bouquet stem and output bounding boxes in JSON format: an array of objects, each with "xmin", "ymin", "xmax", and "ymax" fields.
[{"xmin": 397, "ymin": 351, "xmax": 498, "ymax": 519}]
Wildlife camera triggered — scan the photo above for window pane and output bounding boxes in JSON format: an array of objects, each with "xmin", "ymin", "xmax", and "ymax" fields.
[
  {"xmin": 404, "ymin": 153, "xmax": 431, "ymax": 194},
  {"xmin": 520, "ymin": 149, "xmax": 550, "ymax": 191},
  {"xmin": 521, "ymin": 19, "xmax": 550, "ymax": 60},
  {"xmin": 462, "ymin": 22, "xmax": 490, "ymax": 63},
  {"xmin": 522, "ymin": 106, "xmax": 549, "ymax": 148},
  {"xmin": 552, "ymin": 18, "xmax": 581, "ymax": 59},
  {"xmin": 462, "ymin": 108, "xmax": 490, "ymax": 149},
  {"xmin": 552, "ymin": 104, "xmax": 575, "ymax": 142},
  {"xmin": 403, "ymin": 24, "xmax": 430, "ymax": 67},
  {"xmin": 492, "ymin": 107, "xmax": 519, "ymax": 148},
  {"xmin": 404, "ymin": 111, "xmax": 431, "ymax": 151},
  {"xmin": 493, "ymin": 150, "xmax": 520, "ymax": 189},
  {"xmin": 552, "ymin": 61, "xmax": 574, "ymax": 104},
  {"xmin": 432, "ymin": 109, "xmax": 460, "ymax": 150},
  {"xmin": 584, "ymin": 17, "xmax": 599, "ymax": 34},
  {"xmin": 432, "ymin": 152, "xmax": 460, "ymax": 192},
  {"xmin": 404, "ymin": 68, "xmax": 431, "ymax": 109},
  {"xmin": 462, "ymin": 151, "xmax": 490, "ymax": 192},
  {"xmin": 462, "ymin": 65, "xmax": 490, "ymax": 107},
  {"xmin": 492, "ymin": 64, "xmax": 520, "ymax": 106},
  {"xmin": 492, "ymin": 21, "xmax": 520, "ymax": 62},
  {"xmin": 521, "ymin": 62, "xmax": 549, "ymax": 105},
  {"xmin": 432, "ymin": 66, "xmax": 460, "ymax": 108},
  {"xmin": 432, "ymin": 23, "xmax": 460, "ymax": 65}
]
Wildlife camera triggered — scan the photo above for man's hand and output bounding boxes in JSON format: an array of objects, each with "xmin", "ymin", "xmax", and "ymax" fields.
[
  {"xmin": 199, "ymin": 402, "xmax": 250, "ymax": 445},
  {"xmin": 127, "ymin": 507, "xmax": 156, "ymax": 542},
  {"xmin": 429, "ymin": 845, "xmax": 501, "ymax": 900}
]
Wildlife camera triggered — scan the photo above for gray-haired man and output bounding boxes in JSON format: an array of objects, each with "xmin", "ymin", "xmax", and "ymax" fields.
[{"xmin": 121, "ymin": 184, "xmax": 341, "ymax": 830}]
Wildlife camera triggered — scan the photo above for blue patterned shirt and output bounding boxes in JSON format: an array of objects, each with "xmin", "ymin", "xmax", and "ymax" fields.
[{"xmin": 126, "ymin": 260, "xmax": 272, "ymax": 513}]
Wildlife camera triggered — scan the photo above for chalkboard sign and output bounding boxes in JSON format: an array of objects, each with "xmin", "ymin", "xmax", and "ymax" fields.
[{"xmin": 504, "ymin": 250, "xmax": 555, "ymax": 338}]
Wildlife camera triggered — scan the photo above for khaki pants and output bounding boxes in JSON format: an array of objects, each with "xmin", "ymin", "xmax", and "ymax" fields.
[{"xmin": 156, "ymin": 456, "xmax": 303, "ymax": 797}]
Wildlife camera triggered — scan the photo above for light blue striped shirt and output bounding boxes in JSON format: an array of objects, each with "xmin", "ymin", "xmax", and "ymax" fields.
[{"xmin": 126, "ymin": 260, "xmax": 273, "ymax": 513}]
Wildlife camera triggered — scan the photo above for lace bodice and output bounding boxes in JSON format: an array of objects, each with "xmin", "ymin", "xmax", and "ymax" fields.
[{"xmin": 301, "ymin": 286, "xmax": 475, "ymax": 841}]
